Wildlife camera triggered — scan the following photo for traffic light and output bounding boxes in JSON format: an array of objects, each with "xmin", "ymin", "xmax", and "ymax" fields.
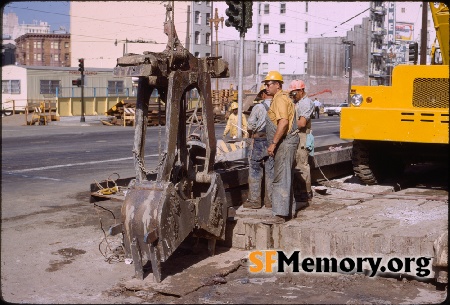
[
  {"xmin": 72, "ymin": 78, "xmax": 82, "ymax": 87},
  {"xmin": 225, "ymin": 1, "xmax": 243, "ymax": 31},
  {"xmin": 408, "ymin": 42, "xmax": 418, "ymax": 65},
  {"xmin": 244, "ymin": 1, "xmax": 253, "ymax": 31},
  {"xmin": 225, "ymin": 1, "xmax": 253, "ymax": 33},
  {"xmin": 78, "ymin": 58, "xmax": 84, "ymax": 73}
]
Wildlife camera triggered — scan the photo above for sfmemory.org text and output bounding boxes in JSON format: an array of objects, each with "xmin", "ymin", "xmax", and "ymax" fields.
[{"xmin": 248, "ymin": 250, "xmax": 432, "ymax": 277}]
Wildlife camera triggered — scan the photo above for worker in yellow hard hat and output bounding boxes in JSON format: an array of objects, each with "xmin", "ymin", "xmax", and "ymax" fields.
[
  {"xmin": 262, "ymin": 70, "xmax": 299, "ymax": 224},
  {"xmin": 243, "ymin": 83, "xmax": 274, "ymax": 209},
  {"xmin": 223, "ymin": 101, "xmax": 248, "ymax": 139}
]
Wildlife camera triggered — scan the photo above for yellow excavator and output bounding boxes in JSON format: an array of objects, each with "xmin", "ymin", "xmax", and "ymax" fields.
[{"xmin": 340, "ymin": 2, "xmax": 449, "ymax": 185}]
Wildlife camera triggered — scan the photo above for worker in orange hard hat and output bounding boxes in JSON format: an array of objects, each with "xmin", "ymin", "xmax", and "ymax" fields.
[
  {"xmin": 243, "ymin": 84, "xmax": 274, "ymax": 210},
  {"xmin": 223, "ymin": 101, "xmax": 248, "ymax": 139},
  {"xmin": 289, "ymin": 79, "xmax": 314, "ymax": 206},
  {"xmin": 261, "ymin": 71, "xmax": 299, "ymax": 224}
]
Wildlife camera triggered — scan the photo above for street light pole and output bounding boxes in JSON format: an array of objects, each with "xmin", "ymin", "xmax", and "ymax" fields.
[{"xmin": 208, "ymin": 8, "xmax": 224, "ymax": 91}]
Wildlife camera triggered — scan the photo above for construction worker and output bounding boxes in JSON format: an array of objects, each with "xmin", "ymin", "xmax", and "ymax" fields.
[
  {"xmin": 313, "ymin": 98, "xmax": 322, "ymax": 119},
  {"xmin": 243, "ymin": 85, "xmax": 274, "ymax": 209},
  {"xmin": 223, "ymin": 100, "xmax": 248, "ymax": 139},
  {"xmin": 289, "ymin": 79, "xmax": 314, "ymax": 205},
  {"xmin": 264, "ymin": 71, "xmax": 299, "ymax": 224}
]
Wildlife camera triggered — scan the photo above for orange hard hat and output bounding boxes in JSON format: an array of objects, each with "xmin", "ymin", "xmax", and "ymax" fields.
[{"xmin": 289, "ymin": 79, "xmax": 306, "ymax": 91}]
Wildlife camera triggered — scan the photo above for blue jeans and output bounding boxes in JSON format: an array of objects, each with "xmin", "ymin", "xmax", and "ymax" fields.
[{"xmin": 248, "ymin": 138, "xmax": 274, "ymax": 206}]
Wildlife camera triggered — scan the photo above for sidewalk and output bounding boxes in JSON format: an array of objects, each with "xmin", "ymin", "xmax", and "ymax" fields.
[{"xmin": 1, "ymin": 114, "xmax": 113, "ymax": 127}]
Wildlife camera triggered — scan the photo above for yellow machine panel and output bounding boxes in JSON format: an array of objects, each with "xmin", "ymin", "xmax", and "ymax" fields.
[{"xmin": 341, "ymin": 65, "xmax": 449, "ymax": 144}]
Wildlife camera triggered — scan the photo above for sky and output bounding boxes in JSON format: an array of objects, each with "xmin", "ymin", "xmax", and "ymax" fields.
[{"xmin": 3, "ymin": 1, "xmax": 70, "ymax": 32}]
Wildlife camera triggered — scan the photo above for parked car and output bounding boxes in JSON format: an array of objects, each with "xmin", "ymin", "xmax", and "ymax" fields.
[{"xmin": 326, "ymin": 103, "xmax": 348, "ymax": 116}]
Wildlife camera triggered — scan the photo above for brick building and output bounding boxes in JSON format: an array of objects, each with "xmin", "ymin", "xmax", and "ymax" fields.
[{"xmin": 14, "ymin": 33, "xmax": 71, "ymax": 67}]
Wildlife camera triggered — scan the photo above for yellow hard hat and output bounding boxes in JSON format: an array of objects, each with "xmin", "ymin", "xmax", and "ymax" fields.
[
  {"xmin": 230, "ymin": 102, "xmax": 238, "ymax": 110},
  {"xmin": 263, "ymin": 71, "xmax": 283, "ymax": 84},
  {"xmin": 256, "ymin": 84, "xmax": 266, "ymax": 99}
]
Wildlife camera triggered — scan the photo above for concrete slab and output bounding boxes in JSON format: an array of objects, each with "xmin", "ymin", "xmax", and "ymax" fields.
[{"xmin": 222, "ymin": 175, "xmax": 448, "ymax": 281}]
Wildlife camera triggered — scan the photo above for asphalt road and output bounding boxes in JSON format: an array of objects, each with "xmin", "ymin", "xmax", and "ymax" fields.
[{"xmin": 2, "ymin": 116, "xmax": 346, "ymax": 218}]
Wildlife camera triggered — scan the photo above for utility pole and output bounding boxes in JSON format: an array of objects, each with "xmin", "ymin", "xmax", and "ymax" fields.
[
  {"xmin": 343, "ymin": 40, "xmax": 354, "ymax": 103},
  {"xmin": 225, "ymin": 1, "xmax": 253, "ymax": 138},
  {"xmin": 420, "ymin": 1, "xmax": 428, "ymax": 65},
  {"xmin": 208, "ymin": 8, "xmax": 224, "ymax": 91}
]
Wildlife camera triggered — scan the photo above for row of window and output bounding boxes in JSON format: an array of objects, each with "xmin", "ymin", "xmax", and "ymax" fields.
[
  {"xmin": 194, "ymin": 11, "xmax": 211, "ymax": 26},
  {"xmin": 22, "ymin": 41, "xmax": 70, "ymax": 49},
  {"xmin": 19, "ymin": 53, "xmax": 70, "ymax": 62},
  {"xmin": 2, "ymin": 80, "xmax": 125, "ymax": 95},
  {"xmin": 25, "ymin": 29, "xmax": 50, "ymax": 34},
  {"xmin": 258, "ymin": 2, "xmax": 308, "ymax": 15},
  {"xmin": 194, "ymin": 31, "xmax": 211, "ymax": 45},
  {"xmin": 258, "ymin": 43, "xmax": 308, "ymax": 54},
  {"xmin": 258, "ymin": 22, "xmax": 308, "ymax": 34},
  {"xmin": 259, "ymin": 62, "xmax": 307, "ymax": 74}
]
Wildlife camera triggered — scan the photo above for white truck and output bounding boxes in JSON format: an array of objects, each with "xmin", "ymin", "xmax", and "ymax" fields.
[{"xmin": 325, "ymin": 103, "xmax": 348, "ymax": 116}]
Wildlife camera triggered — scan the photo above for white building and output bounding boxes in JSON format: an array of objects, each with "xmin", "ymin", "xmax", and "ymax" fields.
[
  {"xmin": 2, "ymin": 12, "xmax": 51, "ymax": 44},
  {"xmin": 70, "ymin": 1, "xmax": 194, "ymax": 68}
]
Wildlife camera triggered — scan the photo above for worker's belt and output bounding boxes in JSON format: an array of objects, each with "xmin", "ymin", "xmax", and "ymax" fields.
[{"xmin": 252, "ymin": 132, "xmax": 266, "ymax": 138}]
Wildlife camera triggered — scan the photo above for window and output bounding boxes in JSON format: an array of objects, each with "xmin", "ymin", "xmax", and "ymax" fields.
[
  {"xmin": 34, "ymin": 53, "xmax": 42, "ymax": 61},
  {"xmin": 304, "ymin": 43, "xmax": 308, "ymax": 53},
  {"xmin": 279, "ymin": 62, "xmax": 285, "ymax": 72},
  {"xmin": 263, "ymin": 43, "xmax": 268, "ymax": 53},
  {"xmin": 195, "ymin": 11, "xmax": 201, "ymax": 24},
  {"xmin": 280, "ymin": 3, "xmax": 286, "ymax": 14},
  {"xmin": 54, "ymin": 54, "xmax": 59, "ymax": 61},
  {"xmin": 262, "ymin": 63, "xmax": 268, "ymax": 74},
  {"xmin": 305, "ymin": 2, "xmax": 308, "ymax": 12},
  {"xmin": 264, "ymin": 24, "xmax": 269, "ymax": 34},
  {"xmin": 280, "ymin": 44, "xmax": 285, "ymax": 53},
  {"xmin": 305, "ymin": 21, "xmax": 308, "ymax": 33},
  {"xmin": 401, "ymin": 7, "xmax": 405, "ymax": 13},
  {"xmin": 195, "ymin": 31, "xmax": 201, "ymax": 44},
  {"xmin": 206, "ymin": 52, "xmax": 210, "ymax": 57},
  {"xmin": 206, "ymin": 33, "xmax": 211, "ymax": 45},
  {"xmin": 65, "ymin": 54, "xmax": 69, "ymax": 61},
  {"xmin": 65, "ymin": 42, "xmax": 69, "ymax": 48},
  {"xmin": 264, "ymin": 4, "xmax": 269, "ymax": 14},
  {"xmin": 258, "ymin": 3, "xmax": 261, "ymax": 15},
  {"xmin": 258, "ymin": 23, "xmax": 261, "ymax": 35},
  {"xmin": 304, "ymin": 62, "xmax": 308, "ymax": 73},
  {"xmin": 33, "ymin": 41, "xmax": 42, "ymax": 49},
  {"xmin": 194, "ymin": 52, "xmax": 200, "ymax": 57},
  {"xmin": 206, "ymin": 1, "xmax": 211, "ymax": 6},
  {"xmin": 51, "ymin": 42, "xmax": 60, "ymax": 49},
  {"xmin": 280, "ymin": 23, "xmax": 285, "ymax": 34},
  {"xmin": 40, "ymin": 80, "xmax": 60, "ymax": 94},
  {"xmin": 108, "ymin": 81, "xmax": 124, "ymax": 94},
  {"xmin": 2, "ymin": 80, "xmax": 21, "ymax": 94},
  {"xmin": 206, "ymin": 13, "xmax": 211, "ymax": 26}
]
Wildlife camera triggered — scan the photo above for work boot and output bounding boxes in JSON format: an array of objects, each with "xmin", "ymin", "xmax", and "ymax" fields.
[
  {"xmin": 242, "ymin": 200, "xmax": 262, "ymax": 209},
  {"xmin": 262, "ymin": 215, "xmax": 286, "ymax": 224},
  {"xmin": 307, "ymin": 191, "xmax": 313, "ymax": 205}
]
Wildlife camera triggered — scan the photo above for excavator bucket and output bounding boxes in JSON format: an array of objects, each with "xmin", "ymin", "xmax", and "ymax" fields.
[{"xmin": 112, "ymin": 2, "xmax": 231, "ymax": 282}]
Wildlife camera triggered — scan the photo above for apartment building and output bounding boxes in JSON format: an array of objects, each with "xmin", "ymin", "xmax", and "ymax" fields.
[{"xmin": 15, "ymin": 33, "xmax": 71, "ymax": 67}]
